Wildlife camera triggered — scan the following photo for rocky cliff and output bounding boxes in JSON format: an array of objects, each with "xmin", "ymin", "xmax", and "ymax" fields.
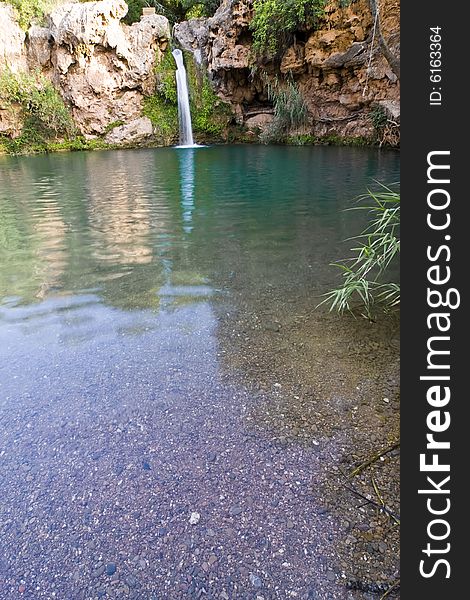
[
  {"xmin": 1, "ymin": 0, "xmax": 400, "ymax": 151},
  {"xmin": 175, "ymin": 0, "xmax": 400, "ymax": 144},
  {"xmin": 1, "ymin": 0, "xmax": 170, "ymax": 145}
]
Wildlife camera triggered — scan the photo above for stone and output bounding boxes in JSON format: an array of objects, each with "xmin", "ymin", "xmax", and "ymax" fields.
[
  {"xmin": 26, "ymin": 26, "xmax": 52, "ymax": 69},
  {"xmin": 176, "ymin": 0, "xmax": 399, "ymax": 144},
  {"xmin": 0, "ymin": 4, "xmax": 27, "ymax": 73},
  {"xmin": 280, "ymin": 46, "xmax": 306, "ymax": 75},
  {"xmin": 46, "ymin": 0, "xmax": 170, "ymax": 135},
  {"xmin": 244, "ymin": 113, "xmax": 274, "ymax": 133},
  {"xmin": 377, "ymin": 100, "xmax": 400, "ymax": 121},
  {"xmin": 189, "ymin": 512, "xmax": 201, "ymax": 525},
  {"xmin": 249, "ymin": 573, "xmax": 262, "ymax": 588},
  {"xmin": 0, "ymin": 103, "xmax": 23, "ymax": 138},
  {"xmin": 104, "ymin": 118, "xmax": 154, "ymax": 145},
  {"xmin": 106, "ymin": 563, "xmax": 117, "ymax": 576},
  {"xmin": 92, "ymin": 565, "xmax": 106, "ymax": 578},
  {"xmin": 229, "ymin": 505, "xmax": 242, "ymax": 517}
]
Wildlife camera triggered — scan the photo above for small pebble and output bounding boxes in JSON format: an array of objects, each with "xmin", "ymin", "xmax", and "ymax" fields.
[
  {"xmin": 106, "ymin": 563, "xmax": 116, "ymax": 576},
  {"xmin": 249, "ymin": 573, "xmax": 262, "ymax": 588},
  {"xmin": 189, "ymin": 512, "xmax": 201, "ymax": 525}
]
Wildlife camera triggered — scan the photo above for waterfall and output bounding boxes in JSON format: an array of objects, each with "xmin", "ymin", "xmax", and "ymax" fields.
[{"xmin": 172, "ymin": 49, "xmax": 195, "ymax": 147}]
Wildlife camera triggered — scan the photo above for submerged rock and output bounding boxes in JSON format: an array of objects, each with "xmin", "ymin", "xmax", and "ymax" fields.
[{"xmin": 189, "ymin": 512, "xmax": 201, "ymax": 525}]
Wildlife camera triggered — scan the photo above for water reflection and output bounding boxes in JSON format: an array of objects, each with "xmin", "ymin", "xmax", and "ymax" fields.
[
  {"xmin": 0, "ymin": 146, "xmax": 399, "ymax": 315},
  {"xmin": 178, "ymin": 149, "xmax": 196, "ymax": 234}
]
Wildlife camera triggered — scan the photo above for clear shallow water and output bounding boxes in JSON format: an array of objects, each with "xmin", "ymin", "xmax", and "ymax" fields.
[{"xmin": 0, "ymin": 146, "xmax": 399, "ymax": 598}]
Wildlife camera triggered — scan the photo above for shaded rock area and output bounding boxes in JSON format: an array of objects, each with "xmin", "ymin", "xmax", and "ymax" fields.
[{"xmin": 175, "ymin": 0, "xmax": 400, "ymax": 142}]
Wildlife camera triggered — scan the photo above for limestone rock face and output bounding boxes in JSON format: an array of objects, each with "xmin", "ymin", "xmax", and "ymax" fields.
[
  {"xmin": 26, "ymin": 27, "xmax": 53, "ymax": 70},
  {"xmin": 0, "ymin": 3, "xmax": 27, "ymax": 73},
  {"xmin": 41, "ymin": 0, "xmax": 170, "ymax": 135},
  {"xmin": 104, "ymin": 116, "xmax": 154, "ymax": 144},
  {"xmin": 0, "ymin": 102, "xmax": 23, "ymax": 138},
  {"xmin": 175, "ymin": 0, "xmax": 400, "ymax": 142}
]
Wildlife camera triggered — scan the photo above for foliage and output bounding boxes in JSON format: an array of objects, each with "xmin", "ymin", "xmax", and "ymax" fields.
[
  {"xmin": 250, "ymin": 0, "xmax": 325, "ymax": 55},
  {"xmin": 142, "ymin": 48, "xmax": 179, "ymax": 144},
  {"xmin": 321, "ymin": 184, "xmax": 400, "ymax": 319},
  {"xmin": 260, "ymin": 78, "xmax": 309, "ymax": 143},
  {"xmin": 5, "ymin": 0, "xmax": 61, "ymax": 29},
  {"xmin": 184, "ymin": 51, "xmax": 231, "ymax": 138},
  {"xmin": 142, "ymin": 94, "xmax": 179, "ymax": 144},
  {"xmin": 287, "ymin": 133, "xmax": 371, "ymax": 146},
  {"xmin": 370, "ymin": 104, "xmax": 400, "ymax": 148},
  {"xmin": 0, "ymin": 70, "xmax": 76, "ymax": 152},
  {"xmin": 0, "ymin": 131, "xmax": 111, "ymax": 155},
  {"xmin": 103, "ymin": 120, "xmax": 125, "ymax": 134},
  {"xmin": 370, "ymin": 105, "xmax": 388, "ymax": 131},
  {"xmin": 156, "ymin": 48, "xmax": 179, "ymax": 105},
  {"xmin": 122, "ymin": 0, "xmax": 221, "ymax": 24},
  {"xmin": 143, "ymin": 47, "xmax": 230, "ymax": 144}
]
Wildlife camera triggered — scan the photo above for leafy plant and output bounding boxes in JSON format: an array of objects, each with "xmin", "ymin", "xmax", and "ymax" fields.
[
  {"xmin": 0, "ymin": 70, "xmax": 76, "ymax": 138},
  {"xmin": 370, "ymin": 104, "xmax": 400, "ymax": 147},
  {"xmin": 250, "ymin": 0, "xmax": 325, "ymax": 56},
  {"xmin": 5, "ymin": 0, "xmax": 61, "ymax": 29},
  {"xmin": 370, "ymin": 105, "xmax": 388, "ymax": 131},
  {"xmin": 184, "ymin": 51, "xmax": 231, "ymax": 138},
  {"xmin": 261, "ymin": 78, "xmax": 309, "ymax": 143},
  {"xmin": 122, "ymin": 0, "xmax": 221, "ymax": 24},
  {"xmin": 320, "ymin": 184, "xmax": 400, "ymax": 319}
]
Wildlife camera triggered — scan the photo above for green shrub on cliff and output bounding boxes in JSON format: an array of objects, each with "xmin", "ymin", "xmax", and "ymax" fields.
[
  {"xmin": 122, "ymin": 0, "xmax": 221, "ymax": 24},
  {"xmin": 184, "ymin": 51, "xmax": 231, "ymax": 138},
  {"xmin": 142, "ymin": 48, "xmax": 179, "ymax": 144},
  {"xmin": 251, "ymin": 0, "xmax": 325, "ymax": 55},
  {"xmin": 6, "ymin": 0, "xmax": 61, "ymax": 29},
  {"xmin": 260, "ymin": 78, "xmax": 309, "ymax": 143},
  {"xmin": 0, "ymin": 70, "xmax": 76, "ymax": 152},
  {"xmin": 143, "ymin": 48, "xmax": 230, "ymax": 144}
]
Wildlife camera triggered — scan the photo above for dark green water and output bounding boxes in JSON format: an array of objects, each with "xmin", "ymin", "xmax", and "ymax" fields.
[{"xmin": 0, "ymin": 146, "xmax": 399, "ymax": 598}]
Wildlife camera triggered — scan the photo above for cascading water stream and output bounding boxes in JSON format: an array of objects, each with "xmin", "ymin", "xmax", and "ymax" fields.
[{"xmin": 172, "ymin": 49, "xmax": 196, "ymax": 148}]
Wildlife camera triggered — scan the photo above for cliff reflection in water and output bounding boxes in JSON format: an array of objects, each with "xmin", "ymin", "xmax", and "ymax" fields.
[{"xmin": 0, "ymin": 146, "xmax": 399, "ymax": 317}]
